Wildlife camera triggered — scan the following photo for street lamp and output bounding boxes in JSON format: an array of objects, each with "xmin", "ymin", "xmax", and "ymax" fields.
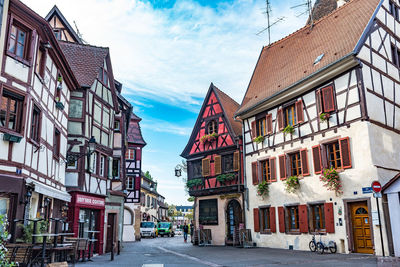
[
  {"xmin": 66, "ymin": 136, "xmax": 97, "ymax": 164},
  {"xmin": 88, "ymin": 136, "xmax": 96, "ymax": 154},
  {"xmin": 175, "ymin": 165, "xmax": 182, "ymax": 177}
]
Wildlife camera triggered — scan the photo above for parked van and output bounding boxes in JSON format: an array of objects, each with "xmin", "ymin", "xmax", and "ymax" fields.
[
  {"xmin": 140, "ymin": 221, "xmax": 157, "ymax": 238},
  {"xmin": 157, "ymin": 222, "xmax": 175, "ymax": 237}
]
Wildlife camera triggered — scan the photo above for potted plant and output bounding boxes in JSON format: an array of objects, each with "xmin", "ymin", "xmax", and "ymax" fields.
[
  {"xmin": 283, "ymin": 125, "xmax": 295, "ymax": 135},
  {"xmin": 200, "ymin": 132, "xmax": 219, "ymax": 143},
  {"xmin": 216, "ymin": 174, "xmax": 235, "ymax": 185},
  {"xmin": 55, "ymin": 97, "xmax": 64, "ymax": 110},
  {"xmin": 285, "ymin": 176, "xmax": 300, "ymax": 193},
  {"xmin": 319, "ymin": 113, "xmax": 330, "ymax": 122},
  {"xmin": 252, "ymin": 135, "xmax": 265, "ymax": 144},
  {"xmin": 257, "ymin": 181, "xmax": 269, "ymax": 197},
  {"xmin": 186, "ymin": 178, "xmax": 203, "ymax": 190},
  {"xmin": 320, "ymin": 167, "xmax": 343, "ymax": 196}
]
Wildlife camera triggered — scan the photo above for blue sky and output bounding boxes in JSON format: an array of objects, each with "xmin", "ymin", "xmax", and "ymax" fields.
[{"xmin": 26, "ymin": 0, "xmax": 313, "ymax": 205}]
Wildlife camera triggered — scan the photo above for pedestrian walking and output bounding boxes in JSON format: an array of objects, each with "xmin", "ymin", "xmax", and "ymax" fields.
[
  {"xmin": 190, "ymin": 221, "xmax": 194, "ymax": 241},
  {"xmin": 183, "ymin": 222, "xmax": 189, "ymax": 243}
]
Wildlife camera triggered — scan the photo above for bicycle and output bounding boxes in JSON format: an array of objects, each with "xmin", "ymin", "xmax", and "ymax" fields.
[
  {"xmin": 316, "ymin": 233, "xmax": 337, "ymax": 254},
  {"xmin": 309, "ymin": 233, "xmax": 317, "ymax": 252}
]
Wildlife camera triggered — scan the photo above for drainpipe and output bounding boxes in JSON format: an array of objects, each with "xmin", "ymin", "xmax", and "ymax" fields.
[{"xmin": 241, "ymin": 121, "xmax": 248, "ymax": 229}]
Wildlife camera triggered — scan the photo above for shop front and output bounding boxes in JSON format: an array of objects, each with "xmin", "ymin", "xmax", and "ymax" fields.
[{"xmin": 68, "ymin": 192, "xmax": 105, "ymax": 255}]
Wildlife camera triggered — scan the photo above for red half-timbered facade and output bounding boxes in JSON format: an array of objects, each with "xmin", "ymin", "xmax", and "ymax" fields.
[{"xmin": 181, "ymin": 83, "xmax": 244, "ymax": 246}]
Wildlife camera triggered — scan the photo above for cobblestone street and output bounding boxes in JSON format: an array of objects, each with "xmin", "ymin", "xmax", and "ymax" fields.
[{"xmin": 73, "ymin": 235, "xmax": 379, "ymax": 267}]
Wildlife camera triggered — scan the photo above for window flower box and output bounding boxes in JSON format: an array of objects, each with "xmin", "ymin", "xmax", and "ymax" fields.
[
  {"xmin": 3, "ymin": 132, "xmax": 22, "ymax": 143},
  {"xmin": 252, "ymin": 135, "xmax": 265, "ymax": 144},
  {"xmin": 200, "ymin": 132, "xmax": 219, "ymax": 143}
]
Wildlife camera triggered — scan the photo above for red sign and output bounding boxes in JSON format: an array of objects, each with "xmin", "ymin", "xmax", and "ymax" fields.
[
  {"xmin": 76, "ymin": 194, "xmax": 105, "ymax": 208},
  {"xmin": 371, "ymin": 181, "xmax": 382, "ymax": 193}
]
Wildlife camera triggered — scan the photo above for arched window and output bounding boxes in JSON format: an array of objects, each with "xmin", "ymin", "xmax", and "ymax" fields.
[
  {"xmin": 206, "ymin": 120, "xmax": 217, "ymax": 134},
  {"xmin": 355, "ymin": 207, "xmax": 368, "ymax": 215}
]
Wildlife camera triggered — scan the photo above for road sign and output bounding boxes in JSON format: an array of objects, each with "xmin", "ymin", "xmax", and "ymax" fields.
[
  {"xmin": 373, "ymin": 192, "xmax": 382, "ymax": 198},
  {"xmin": 371, "ymin": 181, "xmax": 382, "ymax": 193},
  {"xmin": 362, "ymin": 187, "xmax": 373, "ymax": 194}
]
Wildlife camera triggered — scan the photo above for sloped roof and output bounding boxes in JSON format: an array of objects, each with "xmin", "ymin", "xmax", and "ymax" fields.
[
  {"xmin": 59, "ymin": 41, "xmax": 108, "ymax": 87},
  {"xmin": 127, "ymin": 112, "xmax": 146, "ymax": 145},
  {"xmin": 214, "ymin": 87, "xmax": 241, "ymax": 136},
  {"xmin": 236, "ymin": 0, "xmax": 380, "ymax": 116}
]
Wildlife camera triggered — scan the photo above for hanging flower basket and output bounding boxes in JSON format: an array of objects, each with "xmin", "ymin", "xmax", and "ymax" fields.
[
  {"xmin": 285, "ymin": 176, "xmax": 300, "ymax": 193},
  {"xmin": 55, "ymin": 101, "xmax": 64, "ymax": 110},
  {"xmin": 200, "ymin": 132, "xmax": 219, "ymax": 143},
  {"xmin": 3, "ymin": 132, "xmax": 22, "ymax": 143},
  {"xmin": 257, "ymin": 181, "xmax": 269, "ymax": 197},
  {"xmin": 252, "ymin": 135, "xmax": 265, "ymax": 144},
  {"xmin": 320, "ymin": 167, "xmax": 343, "ymax": 196},
  {"xmin": 320, "ymin": 113, "xmax": 330, "ymax": 122}
]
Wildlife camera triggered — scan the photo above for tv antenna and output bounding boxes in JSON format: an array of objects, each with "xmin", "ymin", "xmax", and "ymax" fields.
[
  {"xmin": 291, "ymin": 0, "xmax": 314, "ymax": 28},
  {"xmin": 73, "ymin": 20, "xmax": 88, "ymax": 44},
  {"xmin": 257, "ymin": 0, "xmax": 285, "ymax": 45}
]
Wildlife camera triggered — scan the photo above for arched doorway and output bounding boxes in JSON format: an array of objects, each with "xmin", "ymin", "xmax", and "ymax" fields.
[{"xmin": 226, "ymin": 199, "xmax": 242, "ymax": 242}]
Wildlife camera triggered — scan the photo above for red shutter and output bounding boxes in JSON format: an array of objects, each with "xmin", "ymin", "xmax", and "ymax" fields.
[
  {"xmin": 277, "ymin": 109, "xmax": 284, "ymax": 131},
  {"xmin": 299, "ymin": 205, "xmax": 309, "ymax": 233},
  {"xmin": 312, "ymin": 145, "xmax": 322, "ymax": 174},
  {"xmin": 295, "ymin": 100, "xmax": 304, "ymax": 124},
  {"xmin": 278, "ymin": 206, "xmax": 285, "ymax": 233},
  {"xmin": 300, "ymin": 149, "xmax": 310, "ymax": 176},
  {"xmin": 324, "ymin": 202, "xmax": 335, "ymax": 233},
  {"xmin": 253, "ymin": 208, "xmax": 260, "ymax": 232},
  {"xmin": 270, "ymin": 207, "xmax": 276, "ymax": 233},
  {"xmin": 251, "ymin": 121, "xmax": 256, "ymax": 138},
  {"xmin": 321, "ymin": 85, "xmax": 335, "ymax": 113},
  {"xmin": 269, "ymin": 157, "xmax": 277, "ymax": 182},
  {"xmin": 252, "ymin": 162, "xmax": 259, "ymax": 185},
  {"xmin": 266, "ymin": 114, "xmax": 273, "ymax": 134},
  {"xmin": 339, "ymin": 137, "xmax": 352, "ymax": 169},
  {"xmin": 316, "ymin": 90, "xmax": 323, "ymax": 114},
  {"xmin": 279, "ymin": 154, "xmax": 286, "ymax": 180}
]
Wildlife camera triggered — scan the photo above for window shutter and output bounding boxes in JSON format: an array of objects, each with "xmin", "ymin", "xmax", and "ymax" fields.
[
  {"xmin": 299, "ymin": 205, "xmax": 309, "ymax": 233},
  {"xmin": 214, "ymin": 155, "xmax": 221, "ymax": 175},
  {"xmin": 233, "ymin": 151, "xmax": 240, "ymax": 171},
  {"xmin": 339, "ymin": 137, "xmax": 352, "ymax": 169},
  {"xmin": 300, "ymin": 149, "xmax": 310, "ymax": 176},
  {"xmin": 269, "ymin": 157, "xmax": 277, "ymax": 182},
  {"xmin": 251, "ymin": 121, "xmax": 256, "ymax": 138},
  {"xmin": 312, "ymin": 145, "xmax": 322, "ymax": 174},
  {"xmin": 295, "ymin": 100, "xmax": 304, "ymax": 124},
  {"xmin": 266, "ymin": 114, "xmax": 273, "ymax": 134},
  {"xmin": 320, "ymin": 143, "xmax": 328, "ymax": 170},
  {"xmin": 253, "ymin": 208, "xmax": 260, "ymax": 232},
  {"xmin": 277, "ymin": 109, "xmax": 284, "ymax": 131},
  {"xmin": 202, "ymin": 158, "xmax": 210, "ymax": 177},
  {"xmin": 278, "ymin": 206, "xmax": 285, "ymax": 233},
  {"xmin": 324, "ymin": 202, "xmax": 335, "ymax": 233},
  {"xmin": 270, "ymin": 207, "xmax": 276, "ymax": 233},
  {"xmin": 316, "ymin": 90, "xmax": 323, "ymax": 114},
  {"xmin": 279, "ymin": 155, "xmax": 286, "ymax": 180},
  {"xmin": 321, "ymin": 85, "xmax": 335, "ymax": 113},
  {"xmin": 252, "ymin": 162, "xmax": 258, "ymax": 185}
]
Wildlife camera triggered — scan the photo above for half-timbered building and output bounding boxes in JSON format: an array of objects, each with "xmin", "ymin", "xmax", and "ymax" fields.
[
  {"xmin": 235, "ymin": 0, "xmax": 400, "ymax": 256},
  {"xmin": 181, "ymin": 83, "xmax": 243, "ymax": 246},
  {"xmin": 0, "ymin": 0, "xmax": 79, "ymax": 236}
]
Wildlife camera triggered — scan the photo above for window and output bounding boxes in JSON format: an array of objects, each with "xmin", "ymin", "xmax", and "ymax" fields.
[
  {"xmin": 8, "ymin": 24, "xmax": 28, "ymax": 59},
  {"xmin": 390, "ymin": 1, "xmax": 399, "ymax": 21},
  {"xmin": 260, "ymin": 159, "xmax": 270, "ymax": 182},
  {"xmin": 287, "ymin": 206, "xmax": 299, "ymax": 231},
  {"xmin": 67, "ymin": 156, "xmax": 77, "ymax": 169},
  {"xmin": 30, "ymin": 105, "xmax": 41, "ymax": 143},
  {"xmin": 260, "ymin": 207, "xmax": 270, "ymax": 232},
  {"xmin": 285, "ymin": 105, "xmax": 296, "ymax": 126},
  {"xmin": 199, "ymin": 199, "xmax": 218, "ymax": 225},
  {"xmin": 112, "ymin": 159, "xmax": 120, "ymax": 179},
  {"xmin": 100, "ymin": 155, "xmax": 105, "ymax": 177},
  {"xmin": 0, "ymin": 90, "xmax": 24, "ymax": 132},
  {"xmin": 98, "ymin": 67, "xmax": 108, "ymax": 86},
  {"xmin": 316, "ymin": 85, "xmax": 335, "ymax": 114},
  {"xmin": 222, "ymin": 154, "xmax": 234, "ymax": 173},
  {"xmin": 53, "ymin": 128, "xmax": 61, "ymax": 159},
  {"xmin": 90, "ymin": 152, "xmax": 97, "ymax": 174},
  {"xmin": 35, "ymin": 47, "xmax": 46, "ymax": 78},
  {"xmin": 257, "ymin": 117, "xmax": 266, "ymax": 136},
  {"xmin": 126, "ymin": 176, "xmax": 134, "ymax": 190},
  {"xmin": 147, "ymin": 196, "xmax": 150, "ymax": 208},
  {"xmin": 125, "ymin": 149, "xmax": 136, "ymax": 160},
  {"xmin": 206, "ymin": 120, "xmax": 217, "ymax": 134},
  {"xmin": 114, "ymin": 120, "xmax": 120, "ymax": 131},
  {"xmin": 391, "ymin": 43, "xmax": 400, "ymax": 67},
  {"xmin": 289, "ymin": 152, "xmax": 302, "ymax": 177},
  {"xmin": 310, "ymin": 204, "xmax": 325, "ymax": 231},
  {"xmin": 192, "ymin": 160, "xmax": 202, "ymax": 178},
  {"xmin": 54, "ymin": 29, "xmax": 61, "ymax": 40},
  {"xmin": 312, "ymin": 138, "xmax": 352, "ymax": 174},
  {"xmin": 326, "ymin": 141, "xmax": 341, "ymax": 169}
]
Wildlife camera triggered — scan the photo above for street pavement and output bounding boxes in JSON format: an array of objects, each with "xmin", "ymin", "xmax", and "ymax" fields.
[{"xmin": 73, "ymin": 235, "xmax": 380, "ymax": 267}]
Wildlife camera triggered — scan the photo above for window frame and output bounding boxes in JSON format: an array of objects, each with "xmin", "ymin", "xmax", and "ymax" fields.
[
  {"xmin": 191, "ymin": 160, "xmax": 202, "ymax": 179},
  {"xmin": 30, "ymin": 104, "xmax": 41, "ymax": 145},
  {"xmin": 112, "ymin": 158, "xmax": 120, "ymax": 179},
  {"xmin": 289, "ymin": 152, "xmax": 302, "ymax": 177},
  {"xmin": 53, "ymin": 128, "xmax": 61, "ymax": 160},
  {"xmin": 199, "ymin": 199, "xmax": 218, "ymax": 225},
  {"xmin": 98, "ymin": 67, "xmax": 109, "ymax": 87},
  {"xmin": 99, "ymin": 155, "xmax": 105, "ymax": 177},
  {"xmin": 0, "ymin": 88, "xmax": 24, "ymax": 135},
  {"xmin": 284, "ymin": 104, "xmax": 296, "ymax": 127},
  {"xmin": 256, "ymin": 117, "xmax": 266, "ymax": 136},
  {"xmin": 259, "ymin": 206, "xmax": 271, "ymax": 234},
  {"xmin": 260, "ymin": 159, "xmax": 270, "ymax": 182},
  {"xmin": 206, "ymin": 120, "xmax": 217, "ymax": 134},
  {"xmin": 325, "ymin": 141, "xmax": 342, "ymax": 169},
  {"xmin": 126, "ymin": 176, "xmax": 134, "ymax": 190},
  {"xmin": 222, "ymin": 153, "xmax": 234, "ymax": 173},
  {"xmin": 286, "ymin": 206, "xmax": 300, "ymax": 232},
  {"xmin": 6, "ymin": 16, "xmax": 33, "ymax": 66},
  {"xmin": 310, "ymin": 203, "xmax": 326, "ymax": 233}
]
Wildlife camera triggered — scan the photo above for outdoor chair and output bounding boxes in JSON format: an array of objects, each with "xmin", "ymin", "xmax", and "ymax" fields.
[
  {"xmin": 64, "ymin": 237, "xmax": 87, "ymax": 263},
  {"xmin": 5, "ymin": 244, "xmax": 33, "ymax": 267}
]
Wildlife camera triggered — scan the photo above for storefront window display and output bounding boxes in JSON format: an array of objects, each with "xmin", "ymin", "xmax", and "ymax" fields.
[{"xmin": 79, "ymin": 209, "xmax": 99, "ymax": 252}]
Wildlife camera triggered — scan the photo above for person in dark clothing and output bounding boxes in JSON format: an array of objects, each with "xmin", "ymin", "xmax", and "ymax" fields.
[
  {"xmin": 190, "ymin": 221, "xmax": 194, "ymax": 241},
  {"xmin": 183, "ymin": 222, "xmax": 189, "ymax": 242}
]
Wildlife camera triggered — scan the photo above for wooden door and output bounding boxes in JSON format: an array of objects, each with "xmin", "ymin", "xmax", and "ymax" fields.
[
  {"xmin": 106, "ymin": 213, "xmax": 116, "ymax": 253},
  {"xmin": 350, "ymin": 202, "xmax": 373, "ymax": 254},
  {"xmin": 226, "ymin": 200, "xmax": 242, "ymax": 242}
]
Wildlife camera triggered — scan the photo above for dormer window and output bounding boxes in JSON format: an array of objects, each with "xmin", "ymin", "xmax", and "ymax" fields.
[
  {"xmin": 98, "ymin": 67, "xmax": 108, "ymax": 86},
  {"xmin": 206, "ymin": 120, "xmax": 217, "ymax": 134}
]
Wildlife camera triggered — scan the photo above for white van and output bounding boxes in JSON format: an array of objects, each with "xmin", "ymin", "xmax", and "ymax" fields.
[{"xmin": 140, "ymin": 221, "xmax": 157, "ymax": 238}]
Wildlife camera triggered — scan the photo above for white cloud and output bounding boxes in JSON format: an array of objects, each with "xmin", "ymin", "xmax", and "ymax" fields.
[{"xmin": 141, "ymin": 119, "xmax": 192, "ymax": 136}]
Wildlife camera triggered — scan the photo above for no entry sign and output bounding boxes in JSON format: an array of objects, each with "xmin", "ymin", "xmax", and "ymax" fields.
[{"xmin": 371, "ymin": 181, "xmax": 382, "ymax": 193}]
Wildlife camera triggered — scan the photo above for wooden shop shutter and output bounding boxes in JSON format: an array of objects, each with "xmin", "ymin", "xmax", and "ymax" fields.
[
  {"xmin": 251, "ymin": 121, "xmax": 257, "ymax": 138},
  {"xmin": 321, "ymin": 85, "xmax": 335, "ymax": 113},
  {"xmin": 277, "ymin": 108, "xmax": 284, "ymax": 131},
  {"xmin": 324, "ymin": 202, "xmax": 335, "ymax": 233},
  {"xmin": 269, "ymin": 157, "xmax": 277, "ymax": 182},
  {"xmin": 266, "ymin": 114, "xmax": 273, "ymax": 134},
  {"xmin": 299, "ymin": 205, "xmax": 309, "ymax": 233},
  {"xmin": 295, "ymin": 100, "xmax": 304, "ymax": 124},
  {"xmin": 312, "ymin": 145, "xmax": 322, "ymax": 174},
  {"xmin": 278, "ymin": 206, "xmax": 285, "ymax": 233},
  {"xmin": 339, "ymin": 137, "xmax": 352, "ymax": 169},
  {"xmin": 233, "ymin": 151, "xmax": 240, "ymax": 171},
  {"xmin": 316, "ymin": 90, "xmax": 323, "ymax": 114},
  {"xmin": 253, "ymin": 208, "xmax": 260, "ymax": 232},
  {"xmin": 300, "ymin": 149, "xmax": 309, "ymax": 176},
  {"xmin": 270, "ymin": 207, "xmax": 276, "ymax": 233},
  {"xmin": 214, "ymin": 155, "xmax": 222, "ymax": 175},
  {"xmin": 202, "ymin": 158, "xmax": 210, "ymax": 177},
  {"xmin": 279, "ymin": 154, "xmax": 287, "ymax": 180},
  {"xmin": 252, "ymin": 162, "xmax": 259, "ymax": 185}
]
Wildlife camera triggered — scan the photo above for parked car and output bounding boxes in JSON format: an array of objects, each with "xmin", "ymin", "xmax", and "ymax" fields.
[
  {"xmin": 140, "ymin": 221, "xmax": 157, "ymax": 238},
  {"xmin": 157, "ymin": 222, "xmax": 175, "ymax": 237}
]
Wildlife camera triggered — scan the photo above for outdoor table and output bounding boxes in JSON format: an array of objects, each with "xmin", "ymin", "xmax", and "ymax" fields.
[
  {"xmin": 32, "ymin": 233, "xmax": 74, "ymax": 267},
  {"xmin": 85, "ymin": 230, "xmax": 100, "ymax": 261}
]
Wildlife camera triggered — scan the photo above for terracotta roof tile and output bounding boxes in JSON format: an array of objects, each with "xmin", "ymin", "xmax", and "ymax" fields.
[
  {"xmin": 213, "ymin": 86, "xmax": 242, "ymax": 136},
  {"xmin": 237, "ymin": 0, "xmax": 380, "ymax": 116},
  {"xmin": 59, "ymin": 41, "xmax": 108, "ymax": 87}
]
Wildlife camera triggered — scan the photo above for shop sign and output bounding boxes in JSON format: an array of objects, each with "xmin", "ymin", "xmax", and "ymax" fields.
[{"xmin": 76, "ymin": 194, "xmax": 105, "ymax": 208}]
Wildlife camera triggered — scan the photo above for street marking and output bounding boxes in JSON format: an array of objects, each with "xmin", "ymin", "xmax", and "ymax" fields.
[
  {"xmin": 142, "ymin": 265, "xmax": 164, "ymax": 267},
  {"xmin": 157, "ymin": 246, "xmax": 222, "ymax": 267}
]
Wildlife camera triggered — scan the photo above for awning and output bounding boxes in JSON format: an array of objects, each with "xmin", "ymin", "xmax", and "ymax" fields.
[{"xmin": 26, "ymin": 178, "xmax": 71, "ymax": 202}]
